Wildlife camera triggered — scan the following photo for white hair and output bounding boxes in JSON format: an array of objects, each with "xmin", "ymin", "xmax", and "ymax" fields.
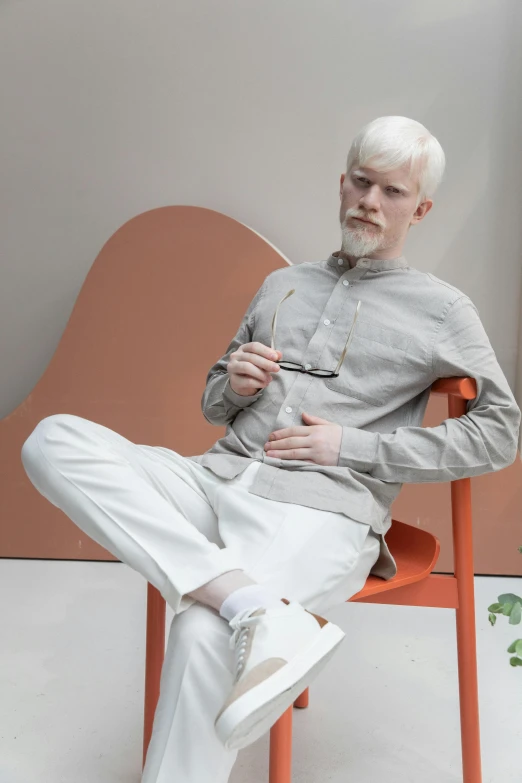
[{"xmin": 346, "ymin": 116, "xmax": 446, "ymax": 207}]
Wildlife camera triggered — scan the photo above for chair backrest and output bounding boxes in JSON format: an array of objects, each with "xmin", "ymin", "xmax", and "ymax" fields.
[{"xmin": 1, "ymin": 206, "xmax": 520, "ymax": 573}]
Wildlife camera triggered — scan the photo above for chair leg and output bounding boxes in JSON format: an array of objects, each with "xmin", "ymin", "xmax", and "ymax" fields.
[
  {"xmin": 454, "ymin": 581, "xmax": 483, "ymax": 782},
  {"xmin": 451, "ymin": 471, "xmax": 483, "ymax": 783},
  {"xmin": 293, "ymin": 688, "xmax": 309, "ymax": 709},
  {"xmin": 269, "ymin": 707, "xmax": 293, "ymax": 783},
  {"xmin": 143, "ymin": 584, "xmax": 166, "ymax": 770}
]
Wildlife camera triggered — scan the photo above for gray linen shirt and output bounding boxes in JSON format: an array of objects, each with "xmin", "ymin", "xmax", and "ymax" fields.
[{"xmin": 186, "ymin": 253, "xmax": 521, "ymax": 581}]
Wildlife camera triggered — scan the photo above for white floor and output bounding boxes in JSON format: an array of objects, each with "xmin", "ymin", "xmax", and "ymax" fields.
[{"xmin": 0, "ymin": 560, "xmax": 520, "ymax": 783}]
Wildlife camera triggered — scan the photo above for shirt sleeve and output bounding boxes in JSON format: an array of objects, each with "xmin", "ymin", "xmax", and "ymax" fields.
[
  {"xmin": 337, "ymin": 296, "xmax": 521, "ymax": 482},
  {"xmin": 201, "ymin": 277, "xmax": 269, "ymax": 426}
]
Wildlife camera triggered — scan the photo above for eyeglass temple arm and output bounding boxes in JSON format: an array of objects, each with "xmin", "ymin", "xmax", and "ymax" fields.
[
  {"xmin": 271, "ymin": 289, "xmax": 295, "ymax": 351},
  {"xmin": 332, "ymin": 300, "xmax": 362, "ymax": 375}
]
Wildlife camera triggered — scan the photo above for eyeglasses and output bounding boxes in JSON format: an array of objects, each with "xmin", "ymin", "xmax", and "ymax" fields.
[{"xmin": 270, "ymin": 289, "xmax": 362, "ymax": 378}]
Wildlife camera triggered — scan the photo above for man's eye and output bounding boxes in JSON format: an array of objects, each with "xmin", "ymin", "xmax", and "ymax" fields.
[{"xmin": 387, "ymin": 187, "xmax": 400, "ymax": 194}]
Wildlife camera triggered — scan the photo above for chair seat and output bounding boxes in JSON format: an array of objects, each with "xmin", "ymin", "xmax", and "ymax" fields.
[{"xmin": 349, "ymin": 518, "xmax": 440, "ymax": 601}]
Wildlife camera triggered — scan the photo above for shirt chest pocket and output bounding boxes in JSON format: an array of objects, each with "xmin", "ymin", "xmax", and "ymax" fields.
[{"xmin": 324, "ymin": 319, "xmax": 411, "ymax": 407}]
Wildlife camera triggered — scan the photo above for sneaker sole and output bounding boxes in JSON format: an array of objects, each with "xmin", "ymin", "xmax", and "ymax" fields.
[{"xmin": 214, "ymin": 620, "xmax": 345, "ymax": 751}]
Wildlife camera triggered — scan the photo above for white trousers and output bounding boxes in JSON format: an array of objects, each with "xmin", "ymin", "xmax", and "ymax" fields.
[{"xmin": 21, "ymin": 413, "xmax": 381, "ymax": 783}]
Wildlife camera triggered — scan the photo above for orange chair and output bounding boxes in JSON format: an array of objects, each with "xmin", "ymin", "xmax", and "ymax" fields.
[{"xmin": 143, "ymin": 377, "xmax": 483, "ymax": 783}]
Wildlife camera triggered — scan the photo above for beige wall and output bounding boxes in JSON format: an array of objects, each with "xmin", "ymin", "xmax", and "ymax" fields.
[{"xmin": 1, "ymin": 0, "xmax": 522, "ymax": 429}]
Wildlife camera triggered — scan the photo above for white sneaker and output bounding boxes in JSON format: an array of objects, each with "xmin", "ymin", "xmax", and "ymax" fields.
[{"xmin": 214, "ymin": 598, "xmax": 345, "ymax": 750}]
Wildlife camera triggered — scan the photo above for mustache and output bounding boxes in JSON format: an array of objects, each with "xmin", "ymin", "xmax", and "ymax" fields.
[{"xmin": 344, "ymin": 209, "xmax": 385, "ymax": 230}]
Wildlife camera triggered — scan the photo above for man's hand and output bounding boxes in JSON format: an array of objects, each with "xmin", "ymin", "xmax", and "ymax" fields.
[
  {"xmin": 227, "ymin": 342, "xmax": 282, "ymax": 396},
  {"xmin": 263, "ymin": 411, "xmax": 342, "ymax": 465}
]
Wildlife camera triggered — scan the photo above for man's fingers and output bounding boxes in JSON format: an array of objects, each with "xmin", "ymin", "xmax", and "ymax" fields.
[
  {"xmin": 250, "ymin": 342, "xmax": 281, "ymax": 360},
  {"xmin": 266, "ymin": 448, "xmax": 314, "ymax": 461},
  {"xmin": 234, "ymin": 361, "xmax": 272, "ymax": 384},
  {"xmin": 227, "ymin": 343, "xmax": 283, "ymax": 393},
  {"xmin": 265, "ymin": 436, "xmax": 310, "ymax": 449},
  {"xmin": 269, "ymin": 427, "xmax": 313, "ymax": 440},
  {"xmin": 240, "ymin": 350, "xmax": 281, "ymax": 373}
]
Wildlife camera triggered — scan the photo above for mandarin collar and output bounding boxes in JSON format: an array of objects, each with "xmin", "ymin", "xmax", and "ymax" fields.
[{"xmin": 327, "ymin": 252, "xmax": 408, "ymax": 271}]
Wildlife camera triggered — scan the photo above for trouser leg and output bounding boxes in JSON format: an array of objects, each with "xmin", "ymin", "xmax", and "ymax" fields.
[
  {"xmin": 141, "ymin": 603, "xmax": 238, "ymax": 783},
  {"xmin": 213, "ymin": 459, "xmax": 382, "ymax": 616},
  {"xmin": 20, "ymin": 413, "xmax": 245, "ymax": 614}
]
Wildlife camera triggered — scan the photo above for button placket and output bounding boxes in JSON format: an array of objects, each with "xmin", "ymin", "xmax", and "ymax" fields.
[
  {"xmin": 298, "ymin": 279, "xmax": 349, "ymax": 376},
  {"xmin": 269, "ymin": 272, "xmax": 357, "ymax": 438},
  {"xmin": 268, "ymin": 372, "xmax": 314, "ymax": 444},
  {"xmin": 311, "ymin": 274, "xmax": 355, "ymax": 375}
]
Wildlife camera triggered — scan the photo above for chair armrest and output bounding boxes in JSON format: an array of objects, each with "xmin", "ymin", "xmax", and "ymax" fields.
[{"xmin": 431, "ymin": 376, "xmax": 477, "ymax": 401}]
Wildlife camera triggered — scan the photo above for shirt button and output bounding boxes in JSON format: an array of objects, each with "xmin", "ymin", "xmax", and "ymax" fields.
[
  {"xmin": 323, "ymin": 319, "xmax": 330, "ymax": 325},
  {"xmin": 285, "ymin": 406, "xmax": 292, "ymax": 413},
  {"xmin": 338, "ymin": 258, "xmax": 343, "ymax": 265},
  {"xmin": 343, "ymin": 280, "xmax": 349, "ymax": 286},
  {"xmin": 304, "ymin": 363, "xmax": 312, "ymax": 370}
]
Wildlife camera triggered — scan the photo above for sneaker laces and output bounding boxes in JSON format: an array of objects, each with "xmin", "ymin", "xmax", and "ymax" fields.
[{"xmin": 228, "ymin": 607, "xmax": 265, "ymax": 680}]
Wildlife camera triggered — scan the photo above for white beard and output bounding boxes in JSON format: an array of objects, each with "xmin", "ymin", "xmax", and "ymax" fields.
[{"xmin": 340, "ymin": 222, "xmax": 383, "ymax": 258}]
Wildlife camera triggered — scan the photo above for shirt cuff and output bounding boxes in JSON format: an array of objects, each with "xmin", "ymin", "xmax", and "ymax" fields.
[
  {"xmin": 222, "ymin": 376, "xmax": 265, "ymax": 408},
  {"xmin": 337, "ymin": 426, "xmax": 379, "ymax": 471}
]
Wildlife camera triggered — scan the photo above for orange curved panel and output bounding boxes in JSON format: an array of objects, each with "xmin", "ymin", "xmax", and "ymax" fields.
[{"xmin": 0, "ymin": 206, "xmax": 289, "ymax": 558}]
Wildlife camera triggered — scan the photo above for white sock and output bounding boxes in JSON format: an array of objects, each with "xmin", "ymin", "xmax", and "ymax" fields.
[{"xmin": 219, "ymin": 584, "xmax": 284, "ymax": 622}]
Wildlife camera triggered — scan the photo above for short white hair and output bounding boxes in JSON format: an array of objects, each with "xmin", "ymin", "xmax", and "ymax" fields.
[{"xmin": 346, "ymin": 116, "xmax": 446, "ymax": 207}]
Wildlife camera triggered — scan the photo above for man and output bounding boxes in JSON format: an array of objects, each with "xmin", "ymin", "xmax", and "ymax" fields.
[{"xmin": 21, "ymin": 116, "xmax": 521, "ymax": 783}]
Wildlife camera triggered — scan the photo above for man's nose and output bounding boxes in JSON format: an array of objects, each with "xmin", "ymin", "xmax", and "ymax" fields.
[{"xmin": 359, "ymin": 185, "xmax": 381, "ymax": 211}]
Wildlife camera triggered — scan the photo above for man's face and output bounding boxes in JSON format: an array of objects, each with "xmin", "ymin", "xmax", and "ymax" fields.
[{"xmin": 339, "ymin": 161, "xmax": 432, "ymax": 260}]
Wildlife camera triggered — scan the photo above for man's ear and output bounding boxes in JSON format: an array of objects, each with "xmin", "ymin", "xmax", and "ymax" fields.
[{"xmin": 411, "ymin": 198, "xmax": 433, "ymax": 226}]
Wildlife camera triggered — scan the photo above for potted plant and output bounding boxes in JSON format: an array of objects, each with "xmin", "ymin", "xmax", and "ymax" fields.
[{"xmin": 487, "ymin": 545, "xmax": 522, "ymax": 667}]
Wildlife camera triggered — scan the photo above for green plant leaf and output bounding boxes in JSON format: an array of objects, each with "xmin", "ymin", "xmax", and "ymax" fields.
[
  {"xmin": 509, "ymin": 656, "xmax": 522, "ymax": 667},
  {"xmin": 515, "ymin": 640, "xmax": 522, "ymax": 656},
  {"xmin": 488, "ymin": 613, "xmax": 497, "ymax": 626},
  {"xmin": 498, "ymin": 593, "xmax": 522, "ymax": 605},
  {"xmin": 502, "ymin": 603, "xmax": 513, "ymax": 616},
  {"xmin": 487, "ymin": 603, "xmax": 503, "ymax": 613},
  {"xmin": 507, "ymin": 639, "xmax": 522, "ymax": 653},
  {"xmin": 509, "ymin": 602, "xmax": 522, "ymax": 625}
]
